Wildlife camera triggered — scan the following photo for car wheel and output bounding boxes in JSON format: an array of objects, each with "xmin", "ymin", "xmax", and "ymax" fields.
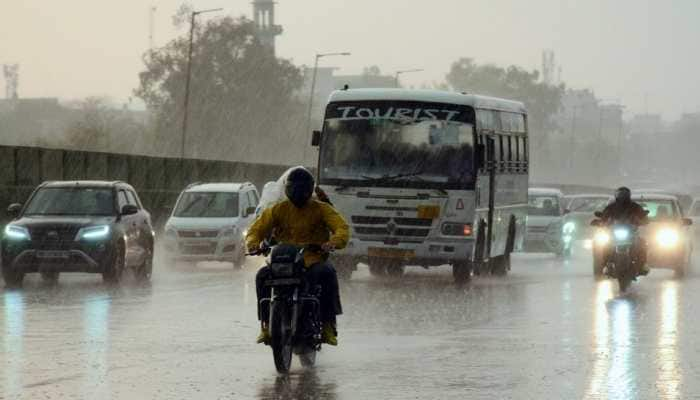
[
  {"xmin": 103, "ymin": 243, "xmax": 125, "ymax": 285},
  {"xmin": 135, "ymin": 247, "xmax": 153, "ymax": 282},
  {"xmin": 368, "ymin": 263, "xmax": 386, "ymax": 277},
  {"xmin": 2, "ymin": 265, "xmax": 25, "ymax": 288},
  {"xmin": 40, "ymin": 271, "xmax": 60, "ymax": 284}
]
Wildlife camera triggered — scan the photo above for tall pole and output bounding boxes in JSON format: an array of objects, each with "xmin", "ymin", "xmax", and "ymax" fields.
[
  {"xmin": 302, "ymin": 52, "xmax": 350, "ymax": 164},
  {"xmin": 180, "ymin": 12, "xmax": 196, "ymax": 159},
  {"xmin": 180, "ymin": 8, "xmax": 222, "ymax": 159},
  {"xmin": 394, "ymin": 69, "xmax": 424, "ymax": 88},
  {"xmin": 304, "ymin": 55, "xmax": 320, "ymax": 142}
]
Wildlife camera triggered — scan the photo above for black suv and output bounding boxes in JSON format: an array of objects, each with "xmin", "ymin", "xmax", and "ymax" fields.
[{"xmin": 1, "ymin": 181, "xmax": 154, "ymax": 287}]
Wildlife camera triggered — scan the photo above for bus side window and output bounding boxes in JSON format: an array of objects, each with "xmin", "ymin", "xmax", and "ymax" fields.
[
  {"xmin": 506, "ymin": 136, "xmax": 513, "ymax": 170},
  {"xmin": 522, "ymin": 137, "xmax": 529, "ymax": 170},
  {"xmin": 514, "ymin": 136, "xmax": 521, "ymax": 172},
  {"xmin": 495, "ymin": 135, "xmax": 503, "ymax": 171}
]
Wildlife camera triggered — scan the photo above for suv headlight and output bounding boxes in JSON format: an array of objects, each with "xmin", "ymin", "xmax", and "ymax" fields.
[
  {"xmin": 76, "ymin": 225, "xmax": 111, "ymax": 241},
  {"xmin": 221, "ymin": 227, "xmax": 238, "ymax": 237},
  {"xmin": 4, "ymin": 225, "xmax": 30, "ymax": 241},
  {"xmin": 656, "ymin": 228, "xmax": 680, "ymax": 248}
]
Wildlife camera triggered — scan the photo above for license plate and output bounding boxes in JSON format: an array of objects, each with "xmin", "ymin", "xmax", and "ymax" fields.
[
  {"xmin": 417, "ymin": 205, "xmax": 440, "ymax": 219},
  {"xmin": 368, "ymin": 247, "xmax": 415, "ymax": 260},
  {"xmin": 36, "ymin": 251, "xmax": 70, "ymax": 259}
]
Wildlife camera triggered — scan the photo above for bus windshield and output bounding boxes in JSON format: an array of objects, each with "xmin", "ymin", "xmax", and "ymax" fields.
[{"xmin": 319, "ymin": 101, "xmax": 476, "ymax": 190}]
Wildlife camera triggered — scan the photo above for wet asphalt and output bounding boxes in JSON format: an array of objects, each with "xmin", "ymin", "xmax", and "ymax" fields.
[{"xmin": 2, "ymin": 249, "xmax": 699, "ymax": 400}]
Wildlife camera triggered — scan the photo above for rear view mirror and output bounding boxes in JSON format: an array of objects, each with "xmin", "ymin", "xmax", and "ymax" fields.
[
  {"xmin": 7, "ymin": 203, "xmax": 22, "ymax": 218},
  {"xmin": 311, "ymin": 130, "xmax": 321, "ymax": 147},
  {"xmin": 121, "ymin": 204, "xmax": 138, "ymax": 216},
  {"xmin": 245, "ymin": 206, "xmax": 256, "ymax": 217},
  {"xmin": 594, "ymin": 211, "xmax": 603, "ymax": 218},
  {"xmin": 563, "ymin": 209, "xmax": 570, "ymax": 215},
  {"xmin": 682, "ymin": 218, "xmax": 693, "ymax": 226},
  {"xmin": 590, "ymin": 219, "xmax": 602, "ymax": 227}
]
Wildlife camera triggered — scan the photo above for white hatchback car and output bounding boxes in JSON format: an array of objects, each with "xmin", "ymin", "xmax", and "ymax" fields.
[{"xmin": 163, "ymin": 182, "xmax": 259, "ymax": 267}]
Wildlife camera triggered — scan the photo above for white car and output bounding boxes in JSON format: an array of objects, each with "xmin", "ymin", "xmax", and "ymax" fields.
[
  {"xmin": 524, "ymin": 188, "xmax": 570, "ymax": 256},
  {"xmin": 689, "ymin": 198, "xmax": 700, "ymax": 241},
  {"xmin": 163, "ymin": 182, "xmax": 259, "ymax": 267}
]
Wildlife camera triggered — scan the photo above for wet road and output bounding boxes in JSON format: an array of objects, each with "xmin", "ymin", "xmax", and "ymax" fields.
[{"xmin": 2, "ymin": 252, "xmax": 700, "ymax": 399}]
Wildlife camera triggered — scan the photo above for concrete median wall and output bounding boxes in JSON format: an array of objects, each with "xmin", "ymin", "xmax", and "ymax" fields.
[{"xmin": 0, "ymin": 145, "xmax": 291, "ymax": 228}]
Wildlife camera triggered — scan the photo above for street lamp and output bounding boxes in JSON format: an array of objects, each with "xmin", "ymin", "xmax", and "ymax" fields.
[
  {"xmin": 304, "ymin": 52, "xmax": 351, "ymax": 142},
  {"xmin": 180, "ymin": 8, "xmax": 223, "ymax": 159},
  {"xmin": 394, "ymin": 69, "xmax": 424, "ymax": 88}
]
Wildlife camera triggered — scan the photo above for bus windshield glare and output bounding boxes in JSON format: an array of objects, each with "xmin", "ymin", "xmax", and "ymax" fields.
[{"xmin": 319, "ymin": 101, "xmax": 476, "ymax": 190}]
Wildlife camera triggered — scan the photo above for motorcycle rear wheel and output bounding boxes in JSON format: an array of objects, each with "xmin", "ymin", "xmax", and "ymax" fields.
[{"xmin": 270, "ymin": 301, "xmax": 293, "ymax": 373}]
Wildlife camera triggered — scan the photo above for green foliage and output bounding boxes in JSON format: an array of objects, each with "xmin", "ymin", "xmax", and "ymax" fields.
[
  {"xmin": 134, "ymin": 16, "xmax": 304, "ymax": 160},
  {"xmin": 445, "ymin": 58, "xmax": 565, "ymax": 134}
]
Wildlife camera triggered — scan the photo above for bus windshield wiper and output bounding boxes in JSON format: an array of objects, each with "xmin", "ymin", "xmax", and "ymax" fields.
[{"xmin": 360, "ymin": 171, "xmax": 426, "ymax": 184}]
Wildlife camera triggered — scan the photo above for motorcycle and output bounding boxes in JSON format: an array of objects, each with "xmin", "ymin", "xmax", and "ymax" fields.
[
  {"xmin": 252, "ymin": 243, "xmax": 324, "ymax": 373},
  {"xmin": 591, "ymin": 212, "xmax": 643, "ymax": 292}
]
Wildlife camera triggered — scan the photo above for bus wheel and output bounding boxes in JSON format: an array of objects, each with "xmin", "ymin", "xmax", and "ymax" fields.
[
  {"xmin": 386, "ymin": 263, "xmax": 405, "ymax": 278},
  {"xmin": 453, "ymin": 262, "xmax": 472, "ymax": 284},
  {"xmin": 490, "ymin": 254, "xmax": 510, "ymax": 276}
]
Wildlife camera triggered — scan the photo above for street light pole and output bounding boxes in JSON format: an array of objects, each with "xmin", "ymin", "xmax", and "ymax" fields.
[
  {"xmin": 304, "ymin": 52, "xmax": 351, "ymax": 137},
  {"xmin": 180, "ymin": 8, "xmax": 222, "ymax": 159},
  {"xmin": 394, "ymin": 69, "xmax": 424, "ymax": 88}
]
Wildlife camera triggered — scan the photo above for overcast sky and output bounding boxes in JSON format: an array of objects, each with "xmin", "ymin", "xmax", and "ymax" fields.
[{"xmin": 1, "ymin": 0, "xmax": 698, "ymax": 119}]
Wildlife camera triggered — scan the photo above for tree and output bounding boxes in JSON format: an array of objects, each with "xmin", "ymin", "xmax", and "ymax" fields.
[
  {"xmin": 445, "ymin": 58, "xmax": 565, "ymax": 135},
  {"xmin": 134, "ymin": 15, "xmax": 305, "ymax": 162}
]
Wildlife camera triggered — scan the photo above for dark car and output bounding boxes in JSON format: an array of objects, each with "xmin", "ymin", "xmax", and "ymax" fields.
[{"xmin": 1, "ymin": 181, "xmax": 154, "ymax": 287}]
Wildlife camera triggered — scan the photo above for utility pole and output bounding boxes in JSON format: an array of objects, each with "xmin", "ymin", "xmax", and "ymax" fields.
[
  {"xmin": 394, "ymin": 69, "xmax": 424, "ymax": 88},
  {"xmin": 180, "ymin": 8, "xmax": 222, "ymax": 159},
  {"xmin": 302, "ymin": 52, "xmax": 350, "ymax": 162}
]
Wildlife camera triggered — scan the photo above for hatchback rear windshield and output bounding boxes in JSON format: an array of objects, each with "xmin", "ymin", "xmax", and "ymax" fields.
[
  {"xmin": 174, "ymin": 192, "xmax": 239, "ymax": 218},
  {"xmin": 528, "ymin": 195, "xmax": 561, "ymax": 216},
  {"xmin": 24, "ymin": 187, "xmax": 115, "ymax": 216}
]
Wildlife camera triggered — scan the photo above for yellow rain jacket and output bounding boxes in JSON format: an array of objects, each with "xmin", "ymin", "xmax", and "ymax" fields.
[{"xmin": 246, "ymin": 199, "xmax": 350, "ymax": 267}]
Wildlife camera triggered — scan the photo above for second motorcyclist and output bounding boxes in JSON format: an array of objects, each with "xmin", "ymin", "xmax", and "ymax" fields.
[{"xmin": 597, "ymin": 186, "xmax": 650, "ymax": 275}]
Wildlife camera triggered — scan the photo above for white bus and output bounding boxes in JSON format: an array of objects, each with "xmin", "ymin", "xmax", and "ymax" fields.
[{"xmin": 311, "ymin": 89, "xmax": 529, "ymax": 282}]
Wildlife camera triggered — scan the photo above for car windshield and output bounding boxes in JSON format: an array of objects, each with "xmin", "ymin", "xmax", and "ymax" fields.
[
  {"xmin": 528, "ymin": 195, "xmax": 561, "ymax": 216},
  {"xmin": 319, "ymin": 101, "xmax": 476, "ymax": 190},
  {"xmin": 174, "ymin": 192, "xmax": 239, "ymax": 218},
  {"xmin": 569, "ymin": 197, "xmax": 611, "ymax": 213},
  {"xmin": 24, "ymin": 187, "xmax": 115, "ymax": 216},
  {"xmin": 636, "ymin": 199, "xmax": 678, "ymax": 221}
]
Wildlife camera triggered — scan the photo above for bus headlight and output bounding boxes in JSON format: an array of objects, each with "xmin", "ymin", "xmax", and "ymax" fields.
[
  {"xmin": 441, "ymin": 223, "xmax": 472, "ymax": 237},
  {"xmin": 656, "ymin": 228, "xmax": 680, "ymax": 248},
  {"xmin": 594, "ymin": 230, "xmax": 611, "ymax": 246}
]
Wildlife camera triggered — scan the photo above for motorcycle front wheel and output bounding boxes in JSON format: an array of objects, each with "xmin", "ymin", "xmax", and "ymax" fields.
[
  {"xmin": 270, "ymin": 301, "xmax": 294, "ymax": 373},
  {"xmin": 298, "ymin": 348, "xmax": 317, "ymax": 367}
]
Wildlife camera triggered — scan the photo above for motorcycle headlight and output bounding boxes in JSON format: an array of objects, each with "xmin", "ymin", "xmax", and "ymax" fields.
[
  {"xmin": 594, "ymin": 230, "xmax": 611, "ymax": 246},
  {"xmin": 613, "ymin": 228, "xmax": 630, "ymax": 241},
  {"xmin": 4, "ymin": 225, "xmax": 30, "ymax": 241},
  {"xmin": 76, "ymin": 225, "xmax": 111, "ymax": 241},
  {"xmin": 656, "ymin": 228, "xmax": 680, "ymax": 248}
]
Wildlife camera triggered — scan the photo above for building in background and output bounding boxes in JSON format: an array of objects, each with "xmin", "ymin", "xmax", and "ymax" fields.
[{"xmin": 253, "ymin": 0, "xmax": 283, "ymax": 56}]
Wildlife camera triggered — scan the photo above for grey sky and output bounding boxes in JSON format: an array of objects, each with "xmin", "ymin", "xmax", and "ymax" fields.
[{"xmin": 2, "ymin": 0, "xmax": 698, "ymax": 119}]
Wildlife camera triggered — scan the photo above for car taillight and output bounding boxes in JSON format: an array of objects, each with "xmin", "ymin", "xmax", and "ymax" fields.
[{"xmin": 442, "ymin": 223, "xmax": 472, "ymax": 236}]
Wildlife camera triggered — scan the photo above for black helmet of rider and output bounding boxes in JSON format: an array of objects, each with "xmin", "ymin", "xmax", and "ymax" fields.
[
  {"xmin": 285, "ymin": 167, "xmax": 315, "ymax": 208},
  {"xmin": 615, "ymin": 186, "xmax": 632, "ymax": 204}
]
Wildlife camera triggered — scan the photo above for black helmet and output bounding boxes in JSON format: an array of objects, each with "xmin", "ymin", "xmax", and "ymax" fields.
[
  {"xmin": 285, "ymin": 168, "xmax": 315, "ymax": 208},
  {"xmin": 615, "ymin": 186, "xmax": 632, "ymax": 204}
]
